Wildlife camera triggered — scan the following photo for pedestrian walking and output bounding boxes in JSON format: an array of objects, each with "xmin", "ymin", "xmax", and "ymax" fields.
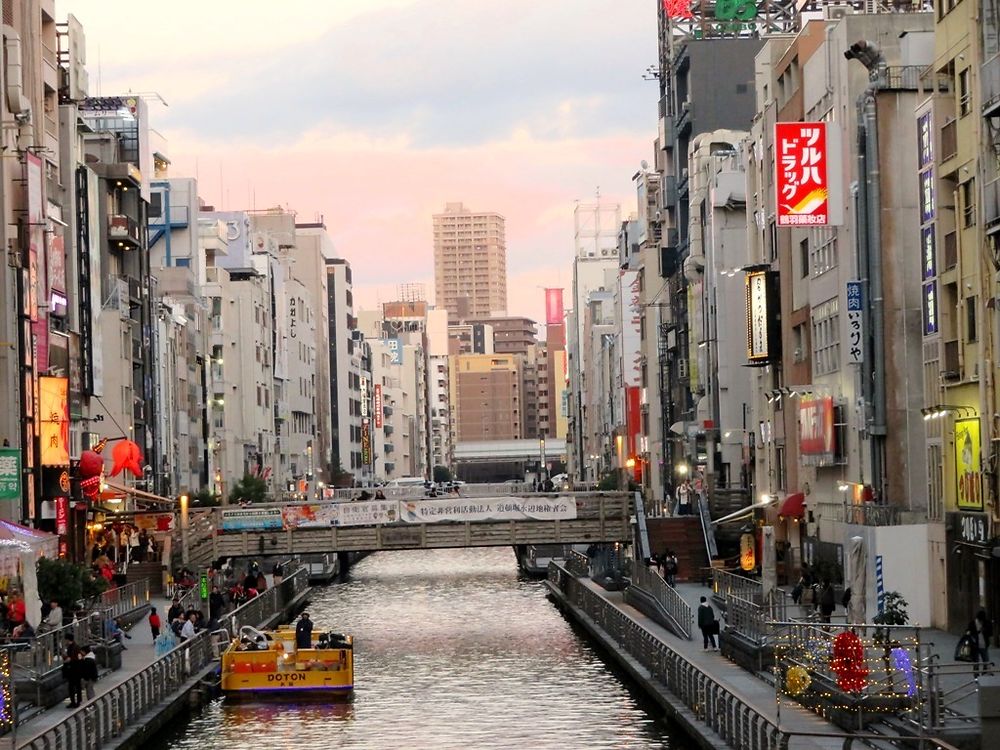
[
  {"xmin": 80, "ymin": 645, "xmax": 98, "ymax": 700},
  {"xmin": 180, "ymin": 613, "xmax": 197, "ymax": 642},
  {"xmin": 675, "ymin": 480, "xmax": 692, "ymax": 516},
  {"xmin": 664, "ymin": 552, "xmax": 678, "ymax": 586},
  {"xmin": 62, "ymin": 634, "xmax": 82, "ymax": 707},
  {"xmin": 791, "ymin": 575, "xmax": 805, "ymax": 605},
  {"xmin": 969, "ymin": 609, "xmax": 994, "ymax": 676},
  {"xmin": 697, "ymin": 596, "xmax": 718, "ymax": 650},
  {"xmin": 209, "ymin": 586, "xmax": 226, "ymax": 620},
  {"xmin": 148, "ymin": 607, "xmax": 161, "ymax": 639},
  {"xmin": 818, "ymin": 580, "xmax": 836, "ymax": 624}
]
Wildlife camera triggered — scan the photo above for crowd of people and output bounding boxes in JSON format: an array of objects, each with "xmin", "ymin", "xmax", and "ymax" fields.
[{"xmin": 90, "ymin": 524, "xmax": 156, "ymax": 565}]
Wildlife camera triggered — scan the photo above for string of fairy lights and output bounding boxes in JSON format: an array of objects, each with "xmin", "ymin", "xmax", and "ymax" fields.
[
  {"xmin": 774, "ymin": 626, "xmax": 921, "ymax": 719},
  {"xmin": 0, "ymin": 649, "xmax": 13, "ymax": 732}
]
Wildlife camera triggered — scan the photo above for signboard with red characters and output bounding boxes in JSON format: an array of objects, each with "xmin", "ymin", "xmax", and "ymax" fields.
[{"xmin": 776, "ymin": 122, "xmax": 831, "ymax": 227}]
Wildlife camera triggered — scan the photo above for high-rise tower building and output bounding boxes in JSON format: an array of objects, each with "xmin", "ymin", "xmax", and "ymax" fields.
[{"xmin": 433, "ymin": 202, "xmax": 507, "ymax": 320}]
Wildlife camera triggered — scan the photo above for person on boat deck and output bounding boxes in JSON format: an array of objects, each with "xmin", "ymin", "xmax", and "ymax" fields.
[{"xmin": 296, "ymin": 612, "xmax": 313, "ymax": 649}]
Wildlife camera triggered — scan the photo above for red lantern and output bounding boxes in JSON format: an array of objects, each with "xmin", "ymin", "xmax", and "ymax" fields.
[
  {"xmin": 110, "ymin": 439, "xmax": 143, "ymax": 478},
  {"xmin": 78, "ymin": 444, "xmax": 106, "ymax": 501}
]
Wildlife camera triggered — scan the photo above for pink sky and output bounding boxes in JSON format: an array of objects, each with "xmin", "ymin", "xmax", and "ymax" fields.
[{"xmin": 56, "ymin": 0, "xmax": 657, "ymax": 325}]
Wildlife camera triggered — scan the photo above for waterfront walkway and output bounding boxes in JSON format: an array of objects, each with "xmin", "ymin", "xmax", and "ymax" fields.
[
  {"xmin": 11, "ymin": 594, "xmax": 175, "ymax": 742},
  {"xmin": 579, "ymin": 577, "xmax": 846, "ymax": 749}
]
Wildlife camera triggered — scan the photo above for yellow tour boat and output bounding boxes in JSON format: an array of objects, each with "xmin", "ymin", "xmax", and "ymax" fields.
[{"xmin": 221, "ymin": 624, "xmax": 354, "ymax": 697}]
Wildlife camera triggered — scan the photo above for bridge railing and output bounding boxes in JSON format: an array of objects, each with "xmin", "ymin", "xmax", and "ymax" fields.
[
  {"xmin": 219, "ymin": 565, "xmax": 309, "ymax": 637},
  {"xmin": 565, "ymin": 550, "xmax": 590, "ymax": 577},
  {"xmin": 327, "ymin": 482, "xmax": 535, "ymax": 500}
]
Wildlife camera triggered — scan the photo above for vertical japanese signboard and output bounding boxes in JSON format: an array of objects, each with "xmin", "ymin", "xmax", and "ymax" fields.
[
  {"xmin": 846, "ymin": 281, "xmax": 864, "ymax": 364},
  {"xmin": 775, "ymin": 122, "xmax": 833, "ymax": 227},
  {"xmin": 361, "ymin": 419, "xmax": 371, "ymax": 466},
  {"xmin": 745, "ymin": 270, "xmax": 779, "ymax": 365},
  {"xmin": 387, "ymin": 338, "xmax": 402, "ymax": 365},
  {"xmin": 0, "ymin": 449, "xmax": 20, "ymax": 502},
  {"xmin": 955, "ymin": 418, "xmax": 983, "ymax": 510},
  {"xmin": 374, "ymin": 384, "xmax": 383, "ymax": 429}
]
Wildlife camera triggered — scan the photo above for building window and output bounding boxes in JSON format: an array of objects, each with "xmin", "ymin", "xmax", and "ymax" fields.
[
  {"xmin": 811, "ymin": 296, "xmax": 840, "ymax": 376},
  {"xmin": 809, "ymin": 228, "xmax": 837, "ymax": 276},
  {"xmin": 966, "ymin": 296, "xmax": 978, "ymax": 342},
  {"xmin": 792, "ymin": 323, "xmax": 807, "ymax": 362},
  {"xmin": 961, "ymin": 179, "xmax": 976, "ymax": 227},
  {"xmin": 959, "ymin": 68, "xmax": 971, "ymax": 116},
  {"xmin": 833, "ymin": 403, "xmax": 848, "ymax": 464},
  {"xmin": 799, "ymin": 238, "xmax": 809, "ymax": 278}
]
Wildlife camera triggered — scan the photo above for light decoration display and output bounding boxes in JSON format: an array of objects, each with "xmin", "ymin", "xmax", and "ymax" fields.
[
  {"xmin": 785, "ymin": 665, "xmax": 811, "ymax": 695},
  {"xmin": 831, "ymin": 631, "xmax": 869, "ymax": 692},
  {"xmin": 773, "ymin": 624, "xmax": 924, "ymax": 721},
  {"xmin": 0, "ymin": 648, "xmax": 13, "ymax": 732}
]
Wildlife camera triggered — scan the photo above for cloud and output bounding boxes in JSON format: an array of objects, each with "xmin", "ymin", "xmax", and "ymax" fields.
[{"xmin": 58, "ymin": 0, "xmax": 656, "ymax": 322}]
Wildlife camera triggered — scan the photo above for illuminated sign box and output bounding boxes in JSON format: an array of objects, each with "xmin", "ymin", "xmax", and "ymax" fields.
[{"xmin": 745, "ymin": 270, "xmax": 780, "ymax": 366}]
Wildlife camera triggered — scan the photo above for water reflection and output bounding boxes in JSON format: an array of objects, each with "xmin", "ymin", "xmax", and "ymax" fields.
[{"xmin": 156, "ymin": 548, "xmax": 680, "ymax": 749}]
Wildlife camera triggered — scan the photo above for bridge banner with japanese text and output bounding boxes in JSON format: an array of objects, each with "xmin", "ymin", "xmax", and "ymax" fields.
[
  {"xmin": 336, "ymin": 500, "xmax": 401, "ymax": 527},
  {"xmin": 399, "ymin": 496, "xmax": 577, "ymax": 524}
]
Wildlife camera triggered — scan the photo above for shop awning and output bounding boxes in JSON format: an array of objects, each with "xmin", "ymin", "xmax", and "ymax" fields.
[
  {"xmin": 779, "ymin": 492, "xmax": 806, "ymax": 519},
  {"xmin": 103, "ymin": 482, "xmax": 177, "ymax": 507},
  {"xmin": 711, "ymin": 496, "xmax": 778, "ymax": 526}
]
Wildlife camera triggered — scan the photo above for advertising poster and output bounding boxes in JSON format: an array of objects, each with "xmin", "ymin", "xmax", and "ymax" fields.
[
  {"xmin": 955, "ymin": 418, "xmax": 983, "ymax": 510},
  {"xmin": 336, "ymin": 500, "xmax": 400, "ymax": 527},
  {"xmin": 799, "ymin": 395, "xmax": 835, "ymax": 466},
  {"xmin": 220, "ymin": 507, "xmax": 283, "ymax": 532},
  {"xmin": 282, "ymin": 503, "xmax": 339, "ymax": 529}
]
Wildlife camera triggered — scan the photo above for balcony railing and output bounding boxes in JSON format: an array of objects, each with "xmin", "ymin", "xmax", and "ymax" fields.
[
  {"xmin": 840, "ymin": 503, "xmax": 901, "ymax": 526},
  {"xmin": 108, "ymin": 214, "xmax": 141, "ymax": 249},
  {"xmin": 984, "ymin": 178, "xmax": 1000, "ymax": 234},
  {"xmin": 983, "ymin": 55, "xmax": 1000, "ymax": 118}
]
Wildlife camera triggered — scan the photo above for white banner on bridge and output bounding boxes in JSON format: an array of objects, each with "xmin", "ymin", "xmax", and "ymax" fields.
[
  {"xmin": 336, "ymin": 500, "xmax": 401, "ymax": 527},
  {"xmin": 220, "ymin": 507, "xmax": 284, "ymax": 532},
  {"xmin": 399, "ymin": 496, "xmax": 577, "ymax": 524}
]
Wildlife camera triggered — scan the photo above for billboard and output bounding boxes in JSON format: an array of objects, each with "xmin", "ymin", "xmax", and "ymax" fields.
[
  {"xmin": 361, "ymin": 419, "xmax": 371, "ymax": 465},
  {"xmin": 39, "ymin": 377, "xmax": 69, "ymax": 467},
  {"xmin": 387, "ymin": 338, "xmax": 402, "ymax": 365},
  {"xmin": 799, "ymin": 395, "xmax": 835, "ymax": 466},
  {"xmin": 544, "ymin": 288, "xmax": 564, "ymax": 326},
  {"xmin": 775, "ymin": 122, "xmax": 833, "ymax": 227},
  {"xmin": 955, "ymin": 418, "xmax": 983, "ymax": 510}
]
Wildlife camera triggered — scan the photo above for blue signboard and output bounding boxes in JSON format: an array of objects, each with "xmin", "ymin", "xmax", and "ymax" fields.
[{"xmin": 387, "ymin": 338, "xmax": 403, "ymax": 365}]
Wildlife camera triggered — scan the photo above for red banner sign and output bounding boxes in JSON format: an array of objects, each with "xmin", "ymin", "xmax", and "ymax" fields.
[
  {"xmin": 55, "ymin": 496, "xmax": 68, "ymax": 535},
  {"xmin": 545, "ymin": 288, "xmax": 564, "ymax": 326},
  {"xmin": 374, "ymin": 384, "xmax": 383, "ymax": 429},
  {"xmin": 799, "ymin": 395, "xmax": 835, "ymax": 465},
  {"xmin": 776, "ymin": 122, "xmax": 830, "ymax": 227}
]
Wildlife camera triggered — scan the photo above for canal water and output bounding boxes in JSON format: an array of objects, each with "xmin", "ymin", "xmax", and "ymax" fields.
[{"xmin": 155, "ymin": 548, "xmax": 684, "ymax": 749}]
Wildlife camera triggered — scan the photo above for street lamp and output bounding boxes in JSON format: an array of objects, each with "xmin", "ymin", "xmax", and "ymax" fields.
[{"xmin": 179, "ymin": 493, "xmax": 190, "ymax": 565}]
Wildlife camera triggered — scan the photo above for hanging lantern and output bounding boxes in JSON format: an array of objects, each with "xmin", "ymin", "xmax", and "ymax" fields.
[
  {"xmin": 785, "ymin": 665, "xmax": 811, "ymax": 695},
  {"xmin": 110, "ymin": 439, "xmax": 143, "ymax": 478},
  {"xmin": 740, "ymin": 533, "xmax": 756, "ymax": 571}
]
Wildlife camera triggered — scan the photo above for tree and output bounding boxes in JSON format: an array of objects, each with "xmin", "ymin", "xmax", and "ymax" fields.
[
  {"xmin": 329, "ymin": 458, "xmax": 353, "ymax": 488},
  {"xmin": 192, "ymin": 488, "xmax": 221, "ymax": 507},
  {"xmin": 433, "ymin": 465, "xmax": 453, "ymax": 483},
  {"xmin": 597, "ymin": 471, "xmax": 619, "ymax": 491},
  {"xmin": 37, "ymin": 557, "xmax": 108, "ymax": 609},
  {"xmin": 229, "ymin": 474, "xmax": 269, "ymax": 504}
]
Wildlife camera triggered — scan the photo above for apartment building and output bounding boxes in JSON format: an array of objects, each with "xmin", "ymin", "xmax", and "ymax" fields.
[{"xmin": 433, "ymin": 202, "xmax": 507, "ymax": 320}]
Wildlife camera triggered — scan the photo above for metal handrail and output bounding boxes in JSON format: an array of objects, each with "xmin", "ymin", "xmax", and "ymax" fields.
[
  {"xmin": 79, "ymin": 579, "xmax": 151, "ymax": 623},
  {"xmin": 916, "ymin": 660, "xmax": 998, "ymax": 732},
  {"xmin": 632, "ymin": 561, "xmax": 694, "ymax": 640},
  {"xmin": 712, "ymin": 568, "xmax": 763, "ymax": 603},
  {"xmin": 15, "ymin": 567, "xmax": 310, "ymax": 749},
  {"xmin": 565, "ymin": 550, "xmax": 590, "ymax": 578},
  {"xmin": 0, "ymin": 614, "xmax": 103, "ymax": 679}
]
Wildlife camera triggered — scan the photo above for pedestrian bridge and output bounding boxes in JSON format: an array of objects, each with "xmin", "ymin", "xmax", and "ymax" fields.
[{"xmin": 182, "ymin": 492, "xmax": 632, "ymax": 564}]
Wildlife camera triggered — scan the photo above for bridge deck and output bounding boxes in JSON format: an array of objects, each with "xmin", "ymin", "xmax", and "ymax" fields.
[{"xmin": 200, "ymin": 493, "xmax": 631, "ymax": 559}]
